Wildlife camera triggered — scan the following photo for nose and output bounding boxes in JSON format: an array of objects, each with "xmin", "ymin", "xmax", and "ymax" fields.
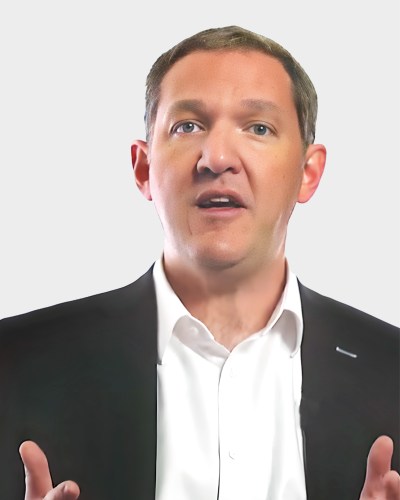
[{"xmin": 196, "ymin": 127, "xmax": 242, "ymax": 176}]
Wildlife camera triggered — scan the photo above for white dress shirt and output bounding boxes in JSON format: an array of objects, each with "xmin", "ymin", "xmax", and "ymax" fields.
[{"xmin": 153, "ymin": 259, "xmax": 307, "ymax": 500}]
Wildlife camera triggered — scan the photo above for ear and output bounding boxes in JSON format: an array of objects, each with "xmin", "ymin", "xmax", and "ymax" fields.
[
  {"xmin": 297, "ymin": 144, "xmax": 327, "ymax": 203},
  {"xmin": 131, "ymin": 140, "xmax": 152, "ymax": 201}
]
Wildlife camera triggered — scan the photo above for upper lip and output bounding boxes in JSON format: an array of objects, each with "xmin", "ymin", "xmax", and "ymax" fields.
[{"xmin": 195, "ymin": 189, "xmax": 247, "ymax": 208}]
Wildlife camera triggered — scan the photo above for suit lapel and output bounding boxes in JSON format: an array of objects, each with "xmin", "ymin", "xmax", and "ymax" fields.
[
  {"xmin": 125, "ymin": 267, "xmax": 159, "ymax": 500},
  {"xmin": 298, "ymin": 282, "xmax": 378, "ymax": 500}
]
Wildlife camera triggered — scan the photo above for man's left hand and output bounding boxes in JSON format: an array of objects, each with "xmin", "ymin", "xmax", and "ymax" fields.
[{"xmin": 360, "ymin": 435, "xmax": 400, "ymax": 499}]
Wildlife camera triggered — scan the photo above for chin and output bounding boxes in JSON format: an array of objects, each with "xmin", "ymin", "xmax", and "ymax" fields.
[
  {"xmin": 196, "ymin": 257, "xmax": 239, "ymax": 271},
  {"xmin": 190, "ymin": 242, "xmax": 248, "ymax": 271}
]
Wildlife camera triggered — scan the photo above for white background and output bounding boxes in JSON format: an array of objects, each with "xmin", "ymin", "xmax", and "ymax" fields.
[{"xmin": 1, "ymin": 0, "xmax": 399, "ymax": 326}]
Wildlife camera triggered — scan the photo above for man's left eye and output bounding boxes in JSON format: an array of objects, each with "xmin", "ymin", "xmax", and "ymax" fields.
[
  {"xmin": 174, "ymin": 122, "xmax": 201, "ymax": 133},
  {"xmin": 249, "ymin": 124, "xmax": 271, "ymax": 136}
]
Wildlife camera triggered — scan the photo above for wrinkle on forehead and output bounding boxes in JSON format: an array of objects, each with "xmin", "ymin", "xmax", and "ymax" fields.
[
  {"xmin": 167, "ymin": 98, "xmax": 280, "ymax": 115},
  {"xmin": 153, "ymin": 51, "xmax": 298, "ymax": 136}
]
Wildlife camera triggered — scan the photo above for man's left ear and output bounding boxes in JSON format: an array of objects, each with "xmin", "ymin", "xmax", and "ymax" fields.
[
  {"xmin": 131, "ymin": 140, "xmax": 152, "ymax": 201},
  {"xmin": 297, "ymin": 144, "xmax": 327, "ymax": 203}
]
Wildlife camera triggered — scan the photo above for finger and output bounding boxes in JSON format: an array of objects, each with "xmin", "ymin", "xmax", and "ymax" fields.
[
  {"xmin": 363, "ymin": 435, "xmax": 394, "ymax": 494},
  {"xmin": 383, "ymin": 470, "xmax": 400, "ymax": 500},
  {"xmin": 43, "ymin": 481, "xmax": 80, "ymax": 500},
  {"xmin": 19, "ymin": 441, "xmax": 53, "ymax": 498}
]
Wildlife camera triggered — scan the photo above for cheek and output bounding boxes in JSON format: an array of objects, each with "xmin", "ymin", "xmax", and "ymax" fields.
[
  {"xmin": 148, "ymin": 166, "xmax": 169, "ymax": 219},
  {"xmin": 148, "ymin": 164, "xmax": 187, "ymax": 227},
  {"xmin": 254, "ymin": 164, "xmax": 303, "ymax": 216}
]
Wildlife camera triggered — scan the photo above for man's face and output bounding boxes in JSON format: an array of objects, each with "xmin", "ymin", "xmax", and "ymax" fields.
[{"xmin": 133, "ymin": 50, "xmax": 325, "ymax": 272}]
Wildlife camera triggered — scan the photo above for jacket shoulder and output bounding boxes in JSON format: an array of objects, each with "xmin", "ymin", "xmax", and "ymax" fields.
[
  {"xmin": 299, "ymin": 282, "xmax": 399, "ymax": 339},
  {"xmin": 0, "ymin": 267, "xmax": 156, "ymax": 342}
]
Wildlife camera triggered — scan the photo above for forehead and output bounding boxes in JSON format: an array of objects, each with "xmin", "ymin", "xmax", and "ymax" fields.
[{"xmin": 157, "ymin": 49, "xmax": 294, "ymax": 112}]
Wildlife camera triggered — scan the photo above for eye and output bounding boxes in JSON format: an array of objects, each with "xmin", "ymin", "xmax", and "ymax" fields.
[
  {"xmin": 173, "ymin": 121, "xmax": 202, "ymax": 134},
  {"xmin": 248, "ymin": 124, "xmax": 272, "ymax": 136}
]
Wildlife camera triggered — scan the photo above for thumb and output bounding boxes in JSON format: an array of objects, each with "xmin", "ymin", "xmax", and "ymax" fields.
[
  {"xmin": 362, "ymin": 435, "xmax": 393, "ymax": 495},
  {"xmin": 43, "ymin": 481, "xmax": 80, "ymax": 500},
  {"xmin": 366, "ymin": 436, "xmax": 393, "ymax": 479},
  {"xmin": 19, "ymin": 441, "xmax": 53, "ymax": 499}
]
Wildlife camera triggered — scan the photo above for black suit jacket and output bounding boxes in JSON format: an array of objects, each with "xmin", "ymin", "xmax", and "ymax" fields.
[{"xmin": 0, "ymin": 268, "xmax": 399, "ymax": 500}]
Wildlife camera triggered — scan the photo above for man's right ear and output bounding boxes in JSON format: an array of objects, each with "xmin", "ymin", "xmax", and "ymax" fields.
[{"xmin": 131, "ymin": 140, "xmax": 152, "ymax": 201}]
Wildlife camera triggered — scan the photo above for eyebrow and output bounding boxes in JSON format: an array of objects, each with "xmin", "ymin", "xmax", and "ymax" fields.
[
  {"xmin": 167, "ymin": 99, "xmax": 207, "ymax": 115},
  {"xmin": 239, "ymin": 99, "xmax": 280, "ymax": 113}
]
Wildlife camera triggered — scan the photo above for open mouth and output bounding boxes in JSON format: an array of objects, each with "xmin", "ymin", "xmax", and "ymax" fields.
[
  {"xmin": 198, "ymin": 196, "xmax": 242, "ymax": 209},
  {"xmin": 196, "ymin": 192, "xmax": 245, "ymax": 209}
]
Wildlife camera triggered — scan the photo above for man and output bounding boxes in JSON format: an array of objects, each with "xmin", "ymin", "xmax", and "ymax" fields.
[{"xmin": 1, "ymin": 26, "xmax": 399, "ymax": 500}]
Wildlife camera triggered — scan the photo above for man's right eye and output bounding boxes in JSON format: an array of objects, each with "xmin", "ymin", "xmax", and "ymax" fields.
[{"xmin": 173, "ymin": 122, "xmax": 202, "ymax": 134}]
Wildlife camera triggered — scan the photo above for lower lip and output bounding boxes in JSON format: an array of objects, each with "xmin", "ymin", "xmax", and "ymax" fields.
[{"xmin": 196, "ymin": 206, "xmax": 245, "ymax": 217}]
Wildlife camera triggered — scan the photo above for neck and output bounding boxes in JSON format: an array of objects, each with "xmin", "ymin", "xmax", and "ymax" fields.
[{"xmin": 163, "ymin": 255, "xmax": 287, "ymax": 351}]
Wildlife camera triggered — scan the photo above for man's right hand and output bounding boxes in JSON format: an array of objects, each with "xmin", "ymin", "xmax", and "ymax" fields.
[{"xmin": 19, "ymin": 441, "xmax": 80, "ymax": 500}]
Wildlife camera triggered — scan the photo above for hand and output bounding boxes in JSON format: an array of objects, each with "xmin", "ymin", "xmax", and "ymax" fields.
[
  {"xmin": 19, "ymin": 441, "xmax": 80, "ymax": 500},
  {"xmin": 360, "ymin": 435, "xmax": 400, "ymax": 499}
]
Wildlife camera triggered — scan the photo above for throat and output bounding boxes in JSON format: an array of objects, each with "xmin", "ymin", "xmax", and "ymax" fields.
[
  {"xmin": 208, "ymin": 320, "xmax": 261, "ymax": 351},
  {"xmin": 162, "ymin": 253, "xmax": 288, "ymax": 350},
  {"xmin": 192, "ymin": 304, "xmax": 269, "ymax": 351}
]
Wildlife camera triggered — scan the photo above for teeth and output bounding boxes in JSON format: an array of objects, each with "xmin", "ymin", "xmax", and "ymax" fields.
[
  {"xmin": 198, "ymin": 194, "xmax": 242, "ymax": 209},
  {"xmin": 209, "ymin": 197, "xmax": 230, "ymax": 203}
]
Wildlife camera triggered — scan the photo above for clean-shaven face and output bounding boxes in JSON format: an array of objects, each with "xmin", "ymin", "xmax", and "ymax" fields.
[{"xmin": 143, "ymin": 50, "xmax": 317, "ymax": 272}]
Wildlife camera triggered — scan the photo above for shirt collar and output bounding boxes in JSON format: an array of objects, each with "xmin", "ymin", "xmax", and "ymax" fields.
[
  {"xmin": 153, "ymin": 257, "xmax": 303, "ymax": 363},
  {"xmin": 153, "ymin": 258, "xmax": 190, "ymax": 364}
]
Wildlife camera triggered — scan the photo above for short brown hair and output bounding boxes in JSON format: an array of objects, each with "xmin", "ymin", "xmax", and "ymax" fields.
[{"xmin": 145, "ymin": 25, "xmax": 318, "ymax": 147}]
